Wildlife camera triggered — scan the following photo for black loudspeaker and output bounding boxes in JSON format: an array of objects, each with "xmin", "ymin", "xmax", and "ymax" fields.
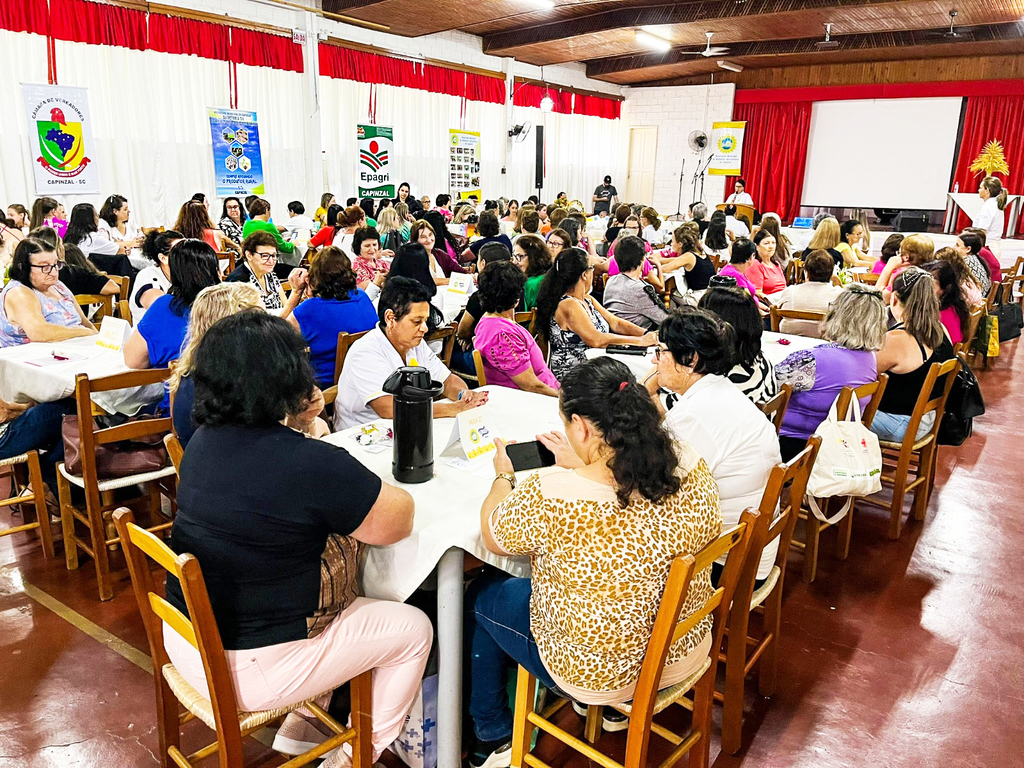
[
  {"xmin": 893, "ymin": 210, "xmax": 929, "ymax": 232},
  {"xmin": 534, "ymin": 125, "xmax": 544, "ymax": 191}
]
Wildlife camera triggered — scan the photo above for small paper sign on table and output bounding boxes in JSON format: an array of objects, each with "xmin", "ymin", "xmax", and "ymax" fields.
[
  {"xmin": 445, "ymin": 273, "xmax": 473, "ymax": 307},
  {"xmin": 95, "ymin": 316, "xmax": 130, "ymax": 352},
  {"xmin": 442, "ymin": 406, "xmax": 500, "ymax": 462}
]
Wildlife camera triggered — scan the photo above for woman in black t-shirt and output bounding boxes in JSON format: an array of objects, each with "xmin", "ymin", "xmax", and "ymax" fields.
[{"xmin": 164, "ymin": 312, "xmax": 432, "ymax": 767}]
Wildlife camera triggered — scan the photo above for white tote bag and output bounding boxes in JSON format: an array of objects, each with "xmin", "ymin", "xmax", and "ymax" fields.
[
  {"xmin": 805, "ymin": 394, "xmax": 883, "ymax": 524},
  {"xmin": 390, "ymin": 674, "xmax": 438, "ymax": 768}
]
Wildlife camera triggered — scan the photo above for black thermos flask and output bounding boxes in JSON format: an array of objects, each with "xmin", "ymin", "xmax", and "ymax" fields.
[{"xmin": 382, "ymin": 366, "xmax": 444, "ymax": 483}]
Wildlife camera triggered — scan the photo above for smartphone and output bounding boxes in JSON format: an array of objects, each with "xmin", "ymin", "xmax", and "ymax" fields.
[{"xmin": 506, "ymin": 440, "xmax": 556, "ymax": 472}]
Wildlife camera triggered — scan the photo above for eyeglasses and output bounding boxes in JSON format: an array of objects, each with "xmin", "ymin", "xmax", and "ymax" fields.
[
  {"xmin": 254, "ymin": 252, "xmax": 278, "ymax": 263},
  {"xmin": 30, "ymin": 260, "xmax": 66, "ymax": 275},
  {"xmin": 653, "ymin": 347, "xmax": 669, "ymax": 361}
]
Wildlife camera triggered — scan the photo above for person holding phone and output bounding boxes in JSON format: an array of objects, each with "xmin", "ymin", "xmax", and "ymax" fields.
[{"xmin": 463, "ymin": 356, "xmax": 721, "ymax": 768}]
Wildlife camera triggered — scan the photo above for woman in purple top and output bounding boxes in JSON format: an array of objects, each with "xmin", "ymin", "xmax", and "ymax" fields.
[
  {"xmin": 473, "ymin": 262, "xmax": 559, "ymax": 397},
  {"xmin": 774, "ymin": 284, "xmax": 888, "ymax": 460}
]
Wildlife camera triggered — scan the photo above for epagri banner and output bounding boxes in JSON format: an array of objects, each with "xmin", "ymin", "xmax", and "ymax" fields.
[
  {"xmin": 209, "ymin": 108, "xmax": 265, "ymax": 196},
  {"xmin": 358, "ymin": 124, "xmax": 395, "ymax": 199},
  {"xmin": 22, "ymin": 83, "xmax": 99, "ymax": 195},
  {"xmin": 708, "ymin": 121, "xmax": 746, "ymax": 176}
]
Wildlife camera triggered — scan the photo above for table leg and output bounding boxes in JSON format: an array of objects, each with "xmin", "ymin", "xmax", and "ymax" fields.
[{"xmin": 437, "ymin": 547, "xmax": 465, "ymax": 768}]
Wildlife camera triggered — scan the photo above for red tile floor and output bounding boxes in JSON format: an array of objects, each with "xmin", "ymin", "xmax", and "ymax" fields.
[{"xmin": 1, "ymin": 340, "xmax": 1022, "ymax": 768}]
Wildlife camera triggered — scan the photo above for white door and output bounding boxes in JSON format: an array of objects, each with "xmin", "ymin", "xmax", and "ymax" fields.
[{"xmin": 626, "ymin": 126, "xmax": 658, "ymax": 205}]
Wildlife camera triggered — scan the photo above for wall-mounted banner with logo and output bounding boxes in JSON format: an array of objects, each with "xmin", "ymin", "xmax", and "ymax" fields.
[
  {"xmin": 209, "ymin": 108, "xmax": 265, "ymax": 197},
  {"xmin": 358, "ymin": 124, "xmax": 395, "ymax": 199},
  {"xmin": 449, "ymin": 129, "xmax": 481, "ymax": 201},
  {"xmin": 22, "ymin": 83, "xmax": 99, "ymax": 195},
  {"xmin": 708, "ymin": 121, "xmax": 746, "ymax": 176}
]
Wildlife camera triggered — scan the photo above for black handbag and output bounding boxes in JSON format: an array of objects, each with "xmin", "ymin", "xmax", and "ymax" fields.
[
  {"xmin": 995, "ymin": 284, "xmax": 1023, "ymax": 343},
  {"xmin": 938, "ymin": 359, "xmax": 985, "ymax": 446}
]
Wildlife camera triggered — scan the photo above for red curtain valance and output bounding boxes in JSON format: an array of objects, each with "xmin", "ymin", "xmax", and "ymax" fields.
[
  {"xmin": 574, "ymin": 94, "xmax": 621, "ymax": 120},
  {"xmin": 50, "ymin": 0, "xmax": 147, "ymax": 50},
  {"xmin": 231, "ymin": 27, "xmax": 303, "ymax": 73},
  {"xmin": 318, "ymin": 44, "xmax": 507, "ymax": 105},
  {"xmin": 725, "ymin": 101, "xmax": 812, "ymax": 224},
  {"xmin": 0, "ymin": 0, "xmax": 48, "ymax": 35},
  {"xmin": 513, "ymin": 82, "xmax": 572, "ymax": 114},
  {"xmin": 149, "ymin": 13, "xmax": 229, "ymax": 61},
  {"xmin": 951, "ymin": 94, "xmax": 1024, "ymax": 230}
]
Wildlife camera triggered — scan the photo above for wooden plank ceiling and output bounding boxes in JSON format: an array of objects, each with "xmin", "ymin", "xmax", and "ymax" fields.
[{"xmin": 323, "ymin": 0, "xmax": 1024, "ymax": 86}]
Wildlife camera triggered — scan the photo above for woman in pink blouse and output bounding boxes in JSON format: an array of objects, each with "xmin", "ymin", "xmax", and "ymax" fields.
[
  {"xmin": 350, "ymin": 226, "xmax": 390, "ymax": 293},
  {"xmin": 747, "ymin": 228, "xmax": 787, "ymax": 304},
  {"xmin": 474, "ymin": 262, "xmax": 559, "ymax": 396}
]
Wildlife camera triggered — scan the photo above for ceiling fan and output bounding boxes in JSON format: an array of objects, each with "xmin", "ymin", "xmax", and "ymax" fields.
[
  {"xmin": 678, "ymin": 32, "xmax": 731, "ymax": 57},
  {"xmin": 926, "ymin": 9, "xmax": 975, "ymax": 39},
  {"xmin": 815, "ymin": 23, "xmax": 840, "ymax": 49}
]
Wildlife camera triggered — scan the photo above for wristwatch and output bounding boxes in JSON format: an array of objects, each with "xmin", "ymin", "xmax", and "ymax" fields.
[{"xmin": 494, "ymin": 472, "xmax": 516, "ymax": 489}]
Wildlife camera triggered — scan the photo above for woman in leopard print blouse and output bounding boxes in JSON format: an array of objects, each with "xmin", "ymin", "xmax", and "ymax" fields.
[{"xmin": 464, "ymin": 356, "xmax": 722, "ymax": 767}]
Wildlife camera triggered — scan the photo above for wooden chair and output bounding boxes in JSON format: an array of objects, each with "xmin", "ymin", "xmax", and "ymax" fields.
[
  {"xmin": 113, "ymin": 508, "xmax": 372, "ymax": 768},
  {"xmin": 955, "ymin": 306, "xmax": 985, "ymax": 358},
  {"xmin": 757, "ymin": 383, "xmax": 792, "ymax": 435},
  {"xmin": 786, "ymin": 259, "xmax": 804, "ymax": 285},
  {"xmin": 769, "ymin": 306, "xmax": 826, "ymax": 334},
  {"xmin": 515, "ymin": 308, "xmax": 537, "ymax": 335},
  {"xmin": 216, "ymin": 251, "xmax": 236, "ymax": 275},
  {"xmin": 117, "ymin": 299, "xmax": 133, "ymax": 324},
  {"xmin": 858, "ymin": 359, "xmax": 959, "ymax": 539},
  {"xmin": 76, "ymin": 292, "xmax": 114, "ymax": 322},
  {"xmin": 718, "ymin": 439, "xmax": 821, "ymax": 754},
  {"xmin": 333, "ymin": 330, "xmax": 371, "ymax": 385},
  {"xmin": 425, "ymin": 323, "xmax": 457, "ymax": 367},
  {"xmin": 472, "ymin": 349, "xmax": 488, "ymax": 386},
  {"xmin": 107, "ymin": 273, "xmax": 131, "ymax": 303},
  {"xmin": 510, "ymin": 512, "xmax": 758, "ymax": 768},
  {"xmin": 0, "ymin": 451, "xmax": 54, "ymax": 558},
  {"xmin": 1002, "ymin": 272, "xmax": 1024, "ymax": 308},
  {"xmin": 794, "ymin": 377, "xmax": 887, "ymax": 583},
  {"xmin": 58, "ymin": 370, "xmax": 178, "ymax": 601},
  {"xmin": 164, "ymin": 434, "xmax": 184, "ymax": 476},
  {"xmin": 852, "ymin": 271, "xmax": 880, "ymax": 285}
]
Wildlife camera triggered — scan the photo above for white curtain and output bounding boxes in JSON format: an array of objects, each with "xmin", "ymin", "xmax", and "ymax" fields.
[{"xmin": 0, "ymin": 31, "xmax": 53, "ymax": 213}]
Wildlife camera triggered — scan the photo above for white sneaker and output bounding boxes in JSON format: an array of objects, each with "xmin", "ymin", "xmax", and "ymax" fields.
[
  {"xmin": 271, "ymin": 711, "xmax": 333, "ymax": 756},
  {"xmin": 570, "ymin": 701, "xmax": 630, "ymax": 733}
]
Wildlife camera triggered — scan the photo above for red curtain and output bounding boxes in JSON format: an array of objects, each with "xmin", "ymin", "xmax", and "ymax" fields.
[
  {"xmin": 231, "ymin": 28, "xmax": 303, "ymax": 73},
  {"xmin": 951, "ymin": 94, "xmax": 1024, "ymax": 230},
  {"xmin": 149, "ymin": 14, "xmax": 229, "ymax": 61},
  {"xmin": 49, "ymin": 0, "xmax": 146, "ymax": 50},
  {"xmin": 725, "ymin": 101, "xmax": 812, "ymax": 223},
  {"xmin": 513, "ymin": 82, "xmax": 572, "ymax": 114},
  {"xmin": 466, "ymin": 73, "xmax": 506, "ymax": 105},
  {"xmin": 0, "ymin": 0, "xmax": 48, "ymax": 34},
  {"xmin": 573, "ymin": 94, "xmax": 621, "ymax": 120}
]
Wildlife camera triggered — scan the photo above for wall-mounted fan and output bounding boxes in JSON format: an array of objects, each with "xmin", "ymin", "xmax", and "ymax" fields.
[
  {"xmin": 678, "ymin": 32, "xmax": 730, "ymax": 58},
  {"xmin": 508, "ymin": 122, "xmax": 532, "ymax": 143},
  {"xmin": 688, "ymin": 130, "xmax": 709, "ymax": 152}
]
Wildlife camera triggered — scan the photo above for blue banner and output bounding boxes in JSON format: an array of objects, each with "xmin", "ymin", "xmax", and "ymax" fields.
[{"xmin": 209, "ymin": 108, "xmax": 265, "ymax": 197}]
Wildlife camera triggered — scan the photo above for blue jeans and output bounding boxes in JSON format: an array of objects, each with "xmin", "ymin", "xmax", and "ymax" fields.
[
  {"xmin": 0, "ymin": 400, "xmax": 74, "ymax": 492},
  {"xmin": 870, "ymin": 410, "xmax": 934, "ymax": 443},
  {"xmin": 466, "ymin": 574, "xmax": 556, "ymax": 743}
]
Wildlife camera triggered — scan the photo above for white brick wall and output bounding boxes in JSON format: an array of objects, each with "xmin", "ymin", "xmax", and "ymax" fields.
[{"xmin": 622, "ymin": 83, "xmax": 736, "ymax": 214}]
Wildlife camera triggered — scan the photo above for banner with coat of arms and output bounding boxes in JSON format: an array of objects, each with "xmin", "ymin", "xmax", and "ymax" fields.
[
  {"xmin": 708, "ymin": 121, "xmax": 746, "ymax": 176},
  {"xmin": 357, "ymin": 124, "xmax": 395, "ymax": 200},
  {"xmin": 209, "ymin": 108, "xmax": 265, "ymax": 197},
  {"xmin": 22, "ymin": 84, "xmax": 99, "ymax": 195}
]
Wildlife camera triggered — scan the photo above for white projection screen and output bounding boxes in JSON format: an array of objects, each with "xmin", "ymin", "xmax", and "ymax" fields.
[{"xmin": 801, "ymin": 97, "xmax": 964, "ymax": 210}]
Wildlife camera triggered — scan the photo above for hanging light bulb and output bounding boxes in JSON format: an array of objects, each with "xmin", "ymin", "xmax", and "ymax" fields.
[{"xmin": 540, "ymin": 93, "xmax": 555, "ymax": 112}]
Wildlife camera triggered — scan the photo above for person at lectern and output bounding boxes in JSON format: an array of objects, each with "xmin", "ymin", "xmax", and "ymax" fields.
[{"xmin": 725, "ymin": 179, "xmax": 754, "ymax": 207}]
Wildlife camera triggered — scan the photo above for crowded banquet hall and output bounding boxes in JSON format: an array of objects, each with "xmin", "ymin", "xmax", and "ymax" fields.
[{"xmin": 2, "ymin": 0, "xmax": 1024, "ymax": 766}]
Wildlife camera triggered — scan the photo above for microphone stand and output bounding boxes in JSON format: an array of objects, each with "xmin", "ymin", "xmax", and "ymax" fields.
[
  {"xmin": 671, "ymin": 158, "xmax": 686, "ymax": 220},
  {"xmin": 692, "ymin": 153, "xmax": 715, "ymax": 205}
]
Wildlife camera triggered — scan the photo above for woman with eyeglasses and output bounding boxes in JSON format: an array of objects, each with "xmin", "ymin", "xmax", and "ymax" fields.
[
  {"xmin": 0, "ymin": 238, "xmax": 97, "ymax": 347},
  {"xmin": 218, "ymin": 197, "xmax": 247, "ymax": 245},
  {"xmin": 226, "ymin": 230, "xmax": 307, "ymax": 316},
  {"xmin": 534, "ymin": 247, "xmax": 656, "ymax": 381},
  {"xmin": 872, "ymin": 267, "xmax": 954, "ymax": 442},
  {"xmin": 774, "ymin": 284, "xmax": 887, "ymax": 460}
]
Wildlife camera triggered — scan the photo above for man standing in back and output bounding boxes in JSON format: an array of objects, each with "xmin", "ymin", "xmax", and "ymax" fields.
[{"xmin": 592, "ymin": 175, "xmax": 618, "ymax": 216}]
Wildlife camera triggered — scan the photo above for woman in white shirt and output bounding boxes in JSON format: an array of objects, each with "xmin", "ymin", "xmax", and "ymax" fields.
[
  {"xmin": 644, "ymin": 307, "xmax": 781, "ymax": 586},
  {"xmin": 640, "ymin": 206, "xmax": 666, "ymax": 246},
  {"xmin": 64, "ymin": 203, "xmax": 137, "ymax": 277},
  {"xmin": 974, "ymin": 176, "xmax": 1008, "ymax": 251},
  {"xmin": 97, "ymin": 194, "xmax": 143, "ymax": 250},
  {"xmin": 128, "ymin": 230, "xmax": 182, "ymax": 325}
]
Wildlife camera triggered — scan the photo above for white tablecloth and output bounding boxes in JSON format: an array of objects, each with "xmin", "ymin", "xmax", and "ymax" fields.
[
  {"xmin": 0, "ymin": 337, "xmax": 162, "ymax": 415},
  {"xmin": 584, "ymin": 332, "xmax": 823, "ymax": 379},
  {"xmin": 322, "ymin": 386, "xmax": 560, "ymax": 602}
]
